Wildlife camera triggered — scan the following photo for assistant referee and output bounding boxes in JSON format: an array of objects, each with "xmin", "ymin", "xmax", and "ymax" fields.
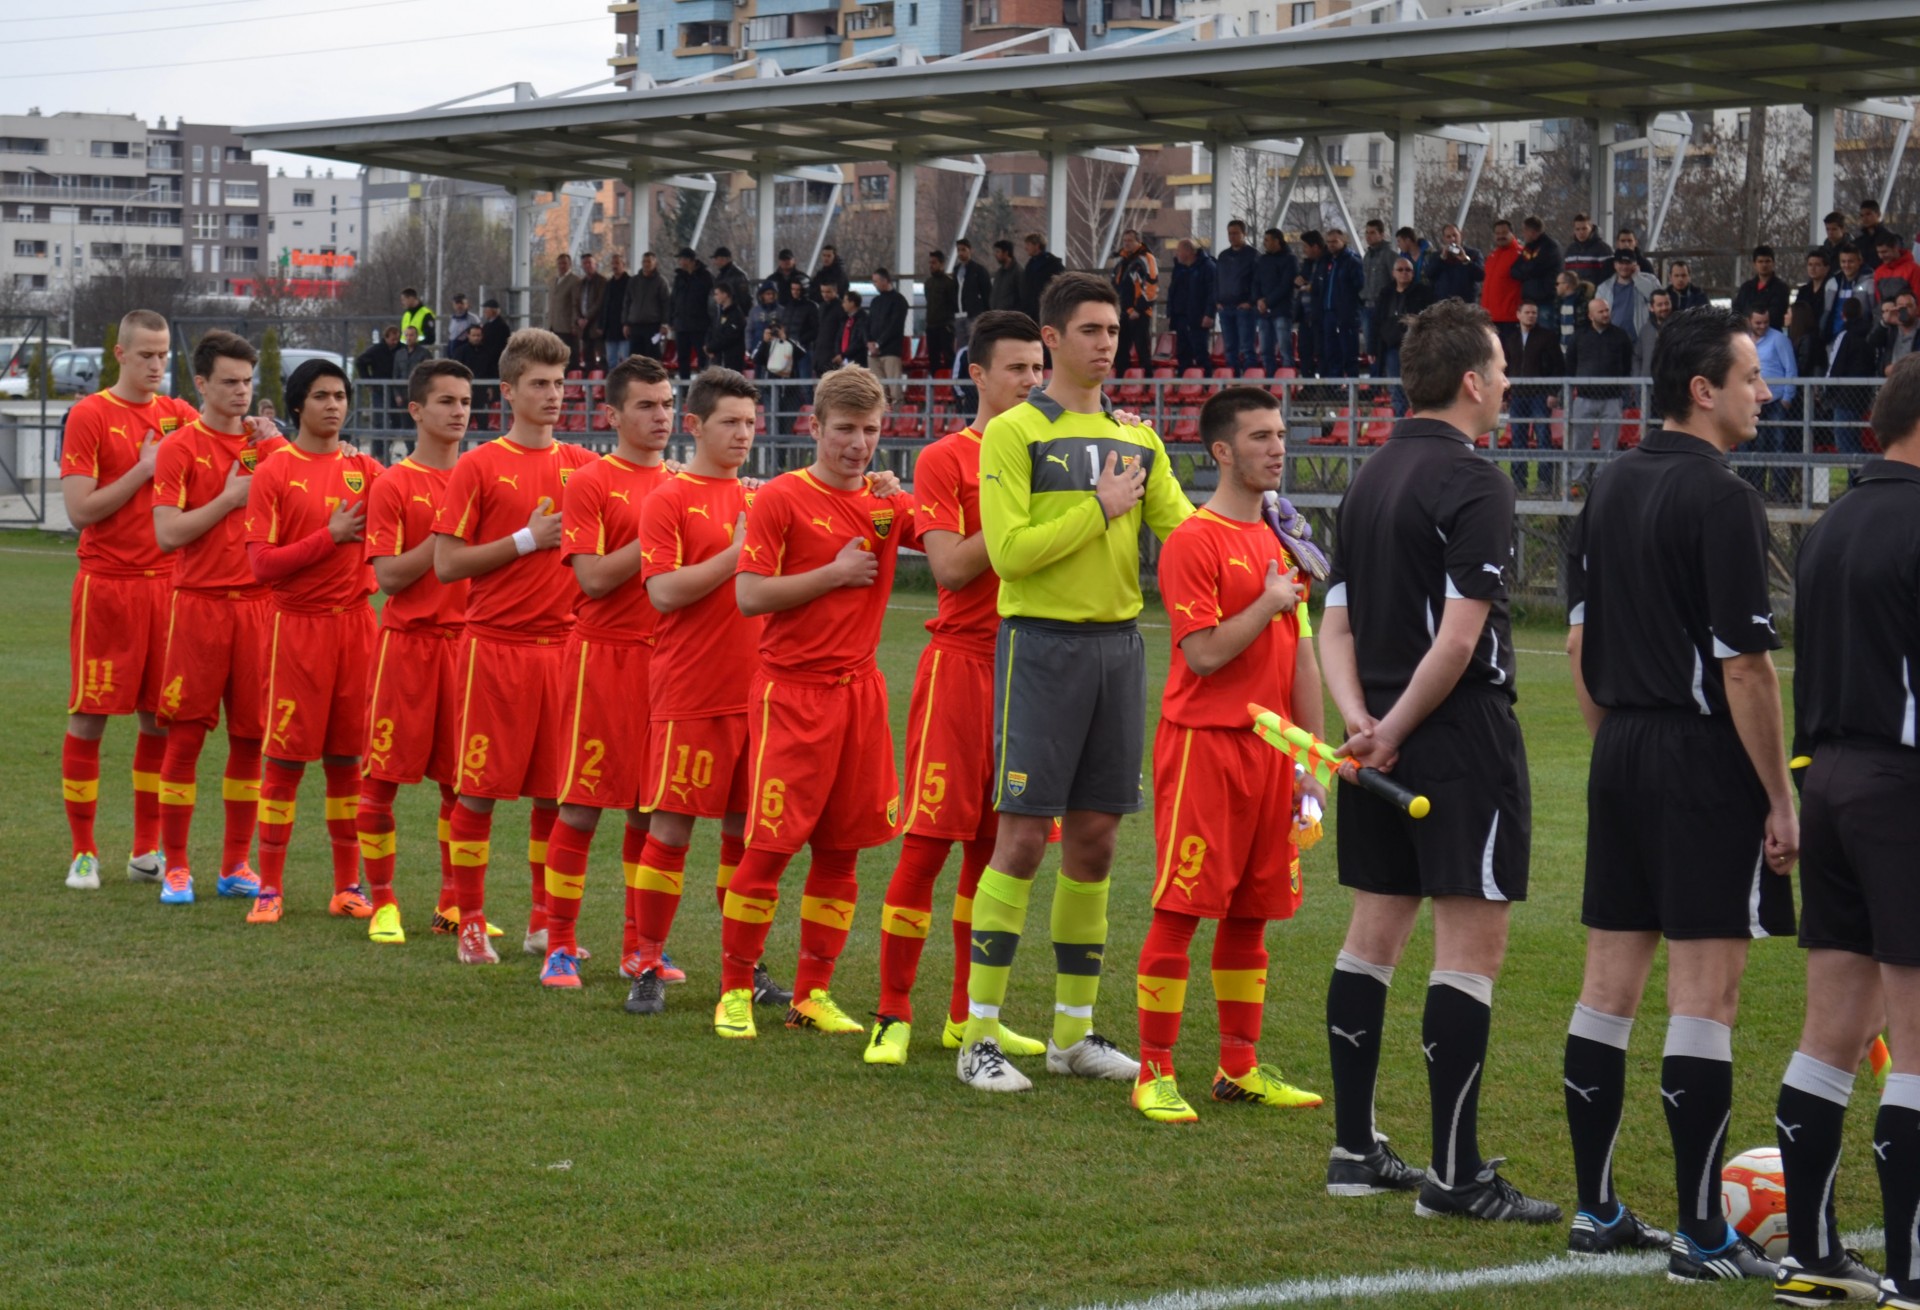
[
  {"xmin": 1769, "ymin": 354, "xmax": 1920, "ymax": 1309},
  {"xmin": 955, "ymin": 272, "xmax": 1193, "ymax": 1093}
]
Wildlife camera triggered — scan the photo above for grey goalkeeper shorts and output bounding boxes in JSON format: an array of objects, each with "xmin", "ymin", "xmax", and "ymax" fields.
[{"xmin": 990, "ymin": 616, "xmax": 1146, "ymax": 817}]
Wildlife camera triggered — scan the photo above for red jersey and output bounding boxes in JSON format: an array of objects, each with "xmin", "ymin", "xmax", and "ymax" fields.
[
  {"xmin": 61, "ymin": 389, "xmax": 198, "ymax": 578},
  {"xmin": 560, "ymin": 453, "xmax": 668, "ymax": 642},
  {"xmin": 640, "ymin": 472, "xmax": 764, "ymax": 718},
  {"xmin": 244, "ymin": 443, "xmax": 382, "ymax": 611},
  {"xmin": 910, "ymin": 426, "xmax": 1000, "ymax": 658},
  {"xmin": 364, "ymin": 457, "xmax": 467, "ymax": 633},
  {"xmin": 737, "ymin": 467, "xmax": 913, "ymax": 680},
  {"xmin": 1158, "ymin": 507, "xmax": 1305, "ymax": 731},
  {"xmin": 152, "ymin": 420, "xmax": 289, "ymax": 594},
  {"xmin": 434, "ymin": 435, "xmax": 599, "ymax": 641}
]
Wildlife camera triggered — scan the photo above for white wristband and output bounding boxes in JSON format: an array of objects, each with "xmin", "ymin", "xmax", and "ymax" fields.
[{"xmin": 512, "ymin": 526, "xmax": 537, "ymax": 556}]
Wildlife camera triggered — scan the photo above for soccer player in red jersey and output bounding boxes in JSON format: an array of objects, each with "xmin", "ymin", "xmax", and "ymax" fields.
[
  {"xmin": 629, "ymin": 367, "xmax": 793, "ymax": 1016},
  {"xmin": 357, "ymin": 359, "xmax": 481, "ymax": 945},
  {"xmin": 715, "ymin": 366, "xmax": 913, "ymax": 1039},
  {"xmin": 1132, "ymin": 386, "xmax": 1327, "ymax": 1122},
  {"xmin": 149, "ymin": 331, "xmax": 289, "ymax": 906},
  {"xmin": 538, "ymin": 355, "xmax": 675, "ymax": 989},
  {"xmin": 433, "ymin": 328, "xmax": 600, "ymax": 966},
  {"xmin": 241, "ymin": 359, "xmax": 383, "ymax": 924},
  {"xmin": 58, "ymin": 309, "xmax": 199, "ymax": 892},
  {"xmin": 863, "ymin": 311, "xmax": 1053, "ymax": 1066}
]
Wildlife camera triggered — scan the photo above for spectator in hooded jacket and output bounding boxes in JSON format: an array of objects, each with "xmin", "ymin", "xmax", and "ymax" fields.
[
  {"xmin": 1253, "ymin": 228, "xmax": 1298, "ymax": 373},
  {"xmin": 1872, "ymin": 229, "xmax": 1920, "ymax": 302},
  {"xmin": 1790, "ymin": 248, "xmax": 1839, "ymax": 377},
  {"xmin": 1664, "ymin": 259, "xmax": 1710, "ymax": 313},
  {"xmin": 1318, "ymin": 227, "xmax": 1366, "ymax": 377},
  {"xmin": 1560, "ymin": 212, "xmax": 1612, "ymax": 286},
  {"xmin": 1020, "ymin": 233, "xmax": 1064, "ymax": 322},
  {"xmin": 1553, "ymin": 269, "xmax": 1590, "ymax": 352},
  {"xmin": 1512, "ymin": 215, "xmax": 1564, "ymax": 310},
  {"xmin": 623, "ymin": 251, "xmax": 670, "ymax": 361},
  {"xmin": 1429, "ymin": 222, "xmax": 1486, "ymax": 304},
  {"xmin": 1731, "ymin": 245, "xmax": 1792, "ymax": 331},
  {"xmin": 989, "ymin": 240, "xmax": 1021, "ymax": 311},
  {"xmin": 1167, "ymin": 239, "xmax": 1217, "ymax": 373},
  {"xmin": 1293, "ymin": 230, "xmax": 1323, "ymax": 376},
  {"xmin": 669, "ymin": 248, "xmax": 714, "ymax": 379}
]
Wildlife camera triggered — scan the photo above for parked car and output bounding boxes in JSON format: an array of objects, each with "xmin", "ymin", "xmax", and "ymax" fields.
[
  {"xmin": 0, "ymin": 336, "xmax": 78, "ymax": 391},
  {"xmin": 0, "ymin": 346, "xmax": 140, "ymax": 398}
]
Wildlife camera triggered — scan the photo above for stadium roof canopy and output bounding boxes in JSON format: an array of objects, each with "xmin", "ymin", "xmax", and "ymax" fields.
[{"xmin": 248, "ymin": 0, "xmax": 1919, "ymax": 188}]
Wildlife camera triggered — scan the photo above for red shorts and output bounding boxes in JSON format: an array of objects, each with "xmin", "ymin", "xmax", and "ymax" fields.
[
  {"xmin": 744, "ymin": 667, "xmax": 899, "ymax": 855},
  {"xmin": 68, "ymin": 570, "xmax": 172, "ymax": 717},
  {"xmin": 643, "ymin": 714, "xmax": 751, "ymax": 819},
  {"xmin": 901, "ymin": 643, "xmax": 997, "ymax": 842},
  {"xmin": 364, "ymin": 625, "xmax": 461, "ymax": 786},
  {"xmin": 262, "ymin": 606, "xmax": 377, "ymax": 762},
  {"xmin": 453, "ymin": 633, "xmax": 566, "ymax": 801},
  {"xmin": 1151, "ymin": 723, "xmax": 1301, "ymax": 921},
  {"xmin": 157, "ymin": 588, "xmax": 270, "ymax": 738},
  {"xmin": 557, "ymin": 633, "xmax": 651, "ymax": 811}
]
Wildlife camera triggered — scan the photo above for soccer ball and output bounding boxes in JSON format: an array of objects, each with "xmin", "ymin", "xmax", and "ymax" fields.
[{"xmin": 1722, "ymin": 1147, "xmax": 1789, "ymax": 1257}]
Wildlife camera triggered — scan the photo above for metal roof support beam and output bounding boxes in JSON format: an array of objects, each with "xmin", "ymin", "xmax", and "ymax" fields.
[
  {"xmin": 1320, "ymin": 140, "xmax": 1357, "ymax": 241},
  {"xmin": 952, "ymin": 158, "xmax": 988, "ymax": 264},
  {"xmin": 807, "ymin": 179, "xmax": 842, "ymax": 279},
  {"xmin": 757, "ymin": 171, "xmax": 778, "ymax": 283},
  {"xmin": 1587, "ymin": 118, "xmax": 1610, "ymax": 245},
  {"xmin": 1811, "ymin": 103, "xmax": 1838, "ymax": 247},
  {"xmin": 632, "ymin": 179, "xmax": 652, "ymax": 268},
  {"xmin": 1097, "ymin": 151, "xmax": 1139, "ymax": 267},
  {"xmin": 511, "ymin": 188, "xmax": 532, "ymax": 329},
  {"xmin": 1454, "ymin": 137, "xmax": 1488, "ymax": 232},
  {"xmin": 690, "ymin": 182, "xmax": 718, "ymax": 254},
  {"xmin": 1646, "ymin": 132, "xmax": 1687, "ymax": 252},
  {"xmin": 1047, "ymin": 151, "xmax": 1070, "ymax": 263},
  {"xmin": 564, "ymin": 180, "xmax": 599, "ymax": 258},
  {"xmin": 1271, "ymin": 136, "xmax": 1309, "ymax": 235},
  {"xmin": 896, "ymin": 159, "xmax": 920, "ymax": 302},
  {"xmin": 1210, "ymin": 141, "xmax": 1233, "ymax": 252},
  {"xmin": 1391, "ymin": 130, "xmax": 1416, "ymax": 232}
]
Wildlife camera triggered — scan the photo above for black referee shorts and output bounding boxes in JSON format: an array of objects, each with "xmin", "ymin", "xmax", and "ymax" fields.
[
  {"xmin": 1336, "ymin": 687, "xmax": 1531, "ymax": 902},
  {"xmin": 1799, "ymin": 742, "xmax": 1920, "ymax": 966},
  {"xmin": 991, "ymin": 616, "xmax": 1146, "ymax": 818},
  {"xmin": 1581, "ymin": 710, "xmax": 1795, "ymax": 940}
]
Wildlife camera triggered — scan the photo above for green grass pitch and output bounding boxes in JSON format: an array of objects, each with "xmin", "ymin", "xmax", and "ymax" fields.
[{"xmin": 0, "ymin": 528, "xmax": 1877, "ymax": 1309}]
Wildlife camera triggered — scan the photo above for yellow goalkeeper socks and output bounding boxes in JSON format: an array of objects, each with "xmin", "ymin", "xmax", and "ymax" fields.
[
  {"xmin": 1051, "ymin": 873, "xmax": 1111, "ymax": 1049},
  {"xmin": 961, "ymin": 867, "xmax": 1031, "ymax": 1048}
]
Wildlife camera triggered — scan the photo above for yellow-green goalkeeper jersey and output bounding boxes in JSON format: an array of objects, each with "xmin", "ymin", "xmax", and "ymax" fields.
[{"xmin": 978, "ymin": 388, "xmax": 1194, "ymax": 623}]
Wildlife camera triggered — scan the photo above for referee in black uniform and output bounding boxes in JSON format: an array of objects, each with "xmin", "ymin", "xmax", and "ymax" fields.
[
  {"xmin": 1768, "ymin": 355, "xmax": 1920, "ymax": 1309},
  {"xmin": 1559, "ymin": 306, "xmax": 1796, "ymax": 1281},
  {"xmin": 1319, "ymin": 299, "xmax": 1557, "ymax": 1224}
]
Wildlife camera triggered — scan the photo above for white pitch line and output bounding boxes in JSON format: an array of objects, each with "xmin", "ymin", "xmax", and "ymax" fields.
[{"xmin": 1066, "ymin": 1229, "xmax": 1884, "ymax": 1310}]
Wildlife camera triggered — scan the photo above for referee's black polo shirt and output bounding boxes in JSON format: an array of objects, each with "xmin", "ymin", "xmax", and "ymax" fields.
[
  {"xmin": 1794, "ymin": 457, "xmax": 1920, "ymax": 750},
  {"xmin": 1566, "ymin": 427, "xmax": 1780, "ymax": 715},
  {"xmin": 1326, "ymin": 417, "xmax": 1516, "ymax": 715}
]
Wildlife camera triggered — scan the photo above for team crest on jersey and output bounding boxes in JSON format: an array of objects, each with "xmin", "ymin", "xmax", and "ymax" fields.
[
  {"xmin": 343, "ymin": 469, "xmax": 364, "ymax": 494},
  {"xmin": 559, "ymin": 467, "xmax": 574, "ymax": 486},
  {"xmin": 869, "ymin": 507, "xmax": 895, "ymax": 540},
  {"xmin": 1120, "ymin": 454, "xmax": 1140, "ymax": 473},
  {"xmin": 239, "ymin": 448, "xmax": 259, "ymax": 471},
  {"xmin": 886, "ymin": 796, "xmax": 899, "ymax": 826},
  {"xmin": 1006, "ymin": 771, "xmax": 1028, "ymax": 797},
  {"xmin": 159, "ymin": 417, "xmax": 181, "ymax": 433}
]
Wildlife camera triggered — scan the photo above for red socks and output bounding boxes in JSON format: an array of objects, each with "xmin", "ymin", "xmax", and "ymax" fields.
[
  {"xmin": 358, "ymin": 776, "xmax": 400, "ymax": 909},
  {"xmin": 716, "ymin": 831, "xmax": 745, "ymax": 914},
  {"xmin": 793, "ymin": 847, "xmax": 860, "ymax": 1000},
  {"xmin": 320, "ymin": 761, "xmax": 360, "ymax": 893},
  {"xmin": 542, "ymin": 817, "xmax": 594, "ymax": 954},
  {"xmin": 131, "ymin": 730, "xmax": 165, "ymax": 856},
  {"xmin": 158, "ymin": 721, "xmax": 208, "ymax": 869},
  {"xmin": 877, "ymin": 833, "xmax": 950, "ymax": 1021},
  {"xmin": 949, "ymin": 833, "xmax": 995, "ymax": 1026},
  {"xmin": 61, "ymin": 733, "xmax": 102, "ymax": 858},
  {"xmin": 720, "ymin": 846, "xmax": 790, "ymax": 992},
  {"xmin": 1212, "ymin": 915, "xmax": 1268, "ymax": 1079},
  {"xmin": 527, "ymin": 804, "xmax": 557, "ymax": 933},
  {"xmin": 221, "ymin": 736, "xmax": 262, "ymax": 873},
  {"xmin": 256, "ymin": 758, "xmax": 305, "ymax": 896},
  {"xmin": 436, "ymin": 784, "xmax": 457, "ymax": 908},
  {"xmin": 1136, "ymin": 908, "xmax": 1199, "ymax": 1082},
  {"xmin": 632, "ymin": 833, "xmax": 688, "ymax": 967},
  {"xmin": 620, "ymin": 824, "xmax": 648, "ymax": 958},
  {"xmin": 447, "ymin": 801, "xmax": 493, "ymax": 927}
]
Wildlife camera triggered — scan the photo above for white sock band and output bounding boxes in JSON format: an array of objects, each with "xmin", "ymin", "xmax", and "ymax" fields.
[
  {"xmin": 1335, "ymin": 950, "xmax": 1395, "ymax": 987},
  {"xmin": 1569, "ymin": 1003, "xmax": 1635, "ymax": 1051},
  {"xmin": 967, "ymin": 1002, "xmax": 1000, "ymax": 1020},
  {"xmin": 1054, "ymin": 1003, "xmax": 1093, "ymax": 1018},
  {"xmin": 1664, "ymin": 1014, "xmax": 1733, "ymax": 1063},
  {"xmin": 1885, "ymin": 1072, "xmax": 1920, "ymax": 1114},
  {"xmin": 1783, "ymin": 1051, "xmax": 1856, "ymax": 1107},
  {"xmin": 1429, "ymin": 969, "xmax": 1494, "ymax": 1007}
]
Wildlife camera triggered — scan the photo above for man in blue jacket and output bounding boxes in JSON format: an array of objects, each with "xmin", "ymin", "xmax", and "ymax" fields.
[
  {"xmin": 1213, "ymin": 219, "xmax": 1260, "ymax": 375},
  {"xmin": 1168, "ymin": 239, "xmax": 1217, "ymax": 372},
  {"xmin": 1319, "ymin": 228, "xmax": 1367, "ymax": 378},
  {"xmin": 1253, "ymin": 228, "xmax": 1299, "ymax": 373}
]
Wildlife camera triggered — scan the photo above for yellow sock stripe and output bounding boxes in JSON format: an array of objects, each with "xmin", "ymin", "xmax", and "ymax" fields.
[
  {"xmin": 952, "ymin": 893, "xmax": 974, "ymax": 925},
  {"xmin": 437, "ymin": 818, "xmax": 453, "ymax": 843},
  {"xmin": 880, "ymin": 903, "xmax": 933, "ymax": 939},
  {"xmin": 222, "ymin": 777, "xmax": 261, "ymax": 803},
  {"xmin": 528, "ymin": 839, "xmax": 549, "ymax": 866},
  {"xmin": 1136, "ymin": 974, "xmax": 1190, "ymax": 1014},
  {"xmin": 325, "ymin": 795, "xmax": 358, "ymax": 822},
  {"xmin": 800, "ymin": 895, "xmax": 857, "ymax": 931},
  {"xmin": 634, "ymin": 863, "xmax": 685, "ymax": 895},
  {"xmin": 449, "ymin": 839, "xmax": 491, "ymax": 867},
  {"xmin": 131, "ymin": 771, "xmax": 161, "ymax": 794},
  {"xmin": 544, "ymin": 867, "xmax": 586, "ymax": 900},
  {"xmin": 622, "ymin": 860, "xmax": 645, "ymax": 889},
  {"xmin": 715, "ymin": 862, "xmax": 736, "ymax": 892},
  {"xmin": 257, "ymin": 797, "xmax": 296, "ymax": 826},
  {"xmin": 159, "ymin": 780, "xmax": 198, "ymax": 808},
  {"xmin": 722, "ymin": 890, "xmax": 778, "ymax": 925},
  {"xmin": 62, "ymin": 778, "xmax": 101, "ymax": 803},
  {"xmin": 1210, "ymin": 968, "xmax": 1268, "ymax": 1005},
  {"xmin": 358, "ymin": 831, "xmax": 397, "ymax": 860}
]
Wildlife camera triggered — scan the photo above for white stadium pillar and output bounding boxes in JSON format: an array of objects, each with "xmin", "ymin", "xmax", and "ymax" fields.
[
  {"xmin": 1046, "ymin": 151, "xmax": 1070, "ymax": 262},
  {"xmin": 756, "ymin": 170, "xmax": 778, "ymax": 283},
  {"xmin": 894, "ymin": 158, "xmax": 918, "ymax": 301}
]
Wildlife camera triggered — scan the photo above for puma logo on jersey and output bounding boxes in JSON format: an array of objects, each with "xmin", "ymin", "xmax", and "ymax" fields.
[
  {"xmin": 640, "ymin": 547, "xmax": 663, "ymax": 564},
  {"xmin": 288, "ymin": 479, "xmax": 309, "ymax": 493},
  {"xmin": 1482, "ymin": 563, "xmax": 1504, "ymax": 577},
  {"xmin": 741, "ymin": 544, "xmax": 766, "ymax": 563},
  {"xmin": 670, "ymin": 784, "xmax": 693, "ymax": 802},
  {"xmin": 916, "ymin": 802, "xmax": 941, "ymax": 823},
  {"xmin": 811, "ymin": 515, "xmax": 835, "ymax": 533},
  {"xmin": 1752, "ymin": 613, "xmax": 1776, "ymax": 633},
  {"xmin": 498, "ymin": 474, "xmax": 520, "ymax": 490},
  {"xmin": 411, "ymin": 495, "xmax": 436, "ymax": 507},
  {"xmin": 194, "ymin": 454, "xmax": 213, "ymax": 469},
  {"xmin": 1226, "ymin": 556, "xmax": 1252, "ymax": 571},
  {"xmin": 759, "ymin": 816, "xmax": 782, "ymax": 836},
  {"xmin": 1173, "ymin": 601, "xmax": 1202, "ymax": 619},
  {"xmin": 1172, "ymin": 875, "xmax": 1198, "ymax": 896},
  {"xmin": 687, "ymin": 504, "xmax": 710, "ymax": 518},
  {"xmin": 608, "ymin": 489, "xmax": 630, "ymax": 503},
  {"xmin": 574, "ymin": 777, "xmax": 600, "ymax": 795},
  {"xmin": 1045, "ymin": 454, "xmax": 1070, "ymax": 469}
]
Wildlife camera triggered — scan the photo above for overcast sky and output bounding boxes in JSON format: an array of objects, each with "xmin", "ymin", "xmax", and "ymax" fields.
[{"xmin": 8, "ymin": 0, "xmax": 619, "ymax": 176}]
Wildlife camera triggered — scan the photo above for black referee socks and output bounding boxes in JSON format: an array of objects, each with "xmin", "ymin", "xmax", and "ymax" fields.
[
  {"xmin": 1564, "ymin": 1004, "xmax": 1634, "ymax": 1218},
  {"xmin": 1326, "ymin": 952, "xmax": 1392, "ymax": 1155},
  {"xmin": 1662, "ymin": 1014, "xmax": 1735, "ymax": 1245},
  {"xmin": 1777, "ymin": 1051, "xmax": 1855, "ymax": 1269},
  {"xmin": 1876, "ymin": 1073, "xmax": 1920, "ymax": 1297},
  {"xmin": 1424, "ymin": 971, "xmax": 1494, "ymax": 1190}
]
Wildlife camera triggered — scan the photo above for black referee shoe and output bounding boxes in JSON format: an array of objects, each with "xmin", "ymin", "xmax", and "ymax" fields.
[
  {"xmin": 1568, "ymin": 1203, "xmax": 1671, "ymax": 1255},
  {"xmin": 1414, "ymin": 1158, "xmax": 1562, "ymax": 1224},
  {"xmin": 752, "ymin": 962, "xmax": 792, "ymax": 1008},
  {"xmin": 1772, "ymin": 1250, "xmax": 1880, "ymax": 1305},
  {"xmin": 1325, "ymin": 1139, "xmax": 1426, "ymax": 1196},
  {"xmin": 1667, "ymin": 1228, "xmax": 1778, "ymax": 1284}
]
